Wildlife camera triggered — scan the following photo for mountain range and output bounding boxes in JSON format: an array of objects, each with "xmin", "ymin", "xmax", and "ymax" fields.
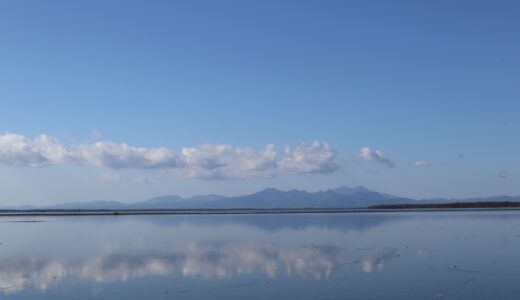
[{"xmin": 6, "ymin": 186, "xmax": 520, "ymax": 210}]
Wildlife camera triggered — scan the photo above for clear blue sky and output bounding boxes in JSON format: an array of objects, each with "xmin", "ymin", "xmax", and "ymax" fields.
[{"xmin": 0, "ymin": 0, "xmax": 519, "ymax": 205}]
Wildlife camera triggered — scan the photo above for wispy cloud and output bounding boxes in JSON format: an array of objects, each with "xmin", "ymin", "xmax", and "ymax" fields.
[
  {"xmin": 134, "ymin": 176, "xmax": 153, "ymax": 185},
  {"xmin": 358, "ymin": 147, "xmax": 394, "ymax": 168},
  {"xmin": 97, "ymin": 172, "xmax": 120, "ymax": 182},
  {"xmin": 498, "ymin": 170, "xmax": 510, "ymax": 179},
  {"xmin": 0, "ymin": 133, "xmax": 342, "ymax": 180},
  {"xmin": 414, "ymin": 160, "xmax": 431, "ymax": 167},
  {"xmin": 90, "ymin": 129, "xmax": 102, "ymax": 141}
]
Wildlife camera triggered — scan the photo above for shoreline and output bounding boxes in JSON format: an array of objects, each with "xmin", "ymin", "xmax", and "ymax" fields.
[{"xmin": 1, "ymin": 207, "xmax": 520, "ymax": 216}]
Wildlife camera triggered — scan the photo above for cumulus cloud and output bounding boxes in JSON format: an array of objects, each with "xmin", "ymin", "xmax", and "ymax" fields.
[
  {"xmin": 0, "ymin": 134, "xmax": 76, "ymax": 167},
  {"xmin": 97, "ymin": 172, "xmax": 120, "ymax": 182},
  {"xmin": 180, "ymin": 144, "xmax": 279, "ymax": 179},
  {"xmin": 78, "ymin": 142, "xmax": 180, "ymax": 169},
  {"xmin": 279, "ymin": 141, "xmax": 341, "ymax": 174},
  {"xmin": 414, "ymin": 160, "xmax": 431, "ymax": 167},
  {"xmin": 0, "ymin": 133, "xmax": 342, "ymax": 179},
  {"xmin": 358, "ymin": 147, "xmax": 394, "ymax": 168}
]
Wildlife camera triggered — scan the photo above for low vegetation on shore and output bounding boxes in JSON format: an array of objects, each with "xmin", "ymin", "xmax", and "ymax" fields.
[{"xmin": 370, "ymin": 201, "xmax": 520, "ymax": 209}]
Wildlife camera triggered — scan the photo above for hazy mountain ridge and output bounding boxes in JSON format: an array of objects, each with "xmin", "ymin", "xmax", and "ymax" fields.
[{"xmin": 5, "ymin": 186, "xmax": 520, "ymax": 210}]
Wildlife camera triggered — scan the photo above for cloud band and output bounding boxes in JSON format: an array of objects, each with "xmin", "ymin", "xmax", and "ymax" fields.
[{"xmin": 0, "ymin": 133, "xmax": 341, "ymax": 179}]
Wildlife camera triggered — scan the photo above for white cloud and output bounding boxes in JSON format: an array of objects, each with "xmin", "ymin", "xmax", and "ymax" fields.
[
  {"xmin": 180, "ymin": 144, "xmax": 278, "ymax": 179},
  {"xmin": 358, "ymin": 147, "xmax": 394, "ymax": 168},
  {"xmin": 0, "ymin": 133, "xmax": 76, "ymax": 167},
  {"xmin": 279, "ymin": 141, "xmax": 341, "ymax": 174},
  {"xmin": 134, "ymin": 176, "xmax": 153, "ymax": 185},
  {"xmin": 414, "ymin": 160, "xmax": 431, "ymax": 167},
  {"xmin": 97, "ymin": 172, "xmax": 120, "ymax": 182},
  {"xmin": 0, "ymin": 133, "xmax": 342, "ymax": 179},
  {"xmin": 78, "ymin": 142, "xmax": 181, "ymax": 169}
]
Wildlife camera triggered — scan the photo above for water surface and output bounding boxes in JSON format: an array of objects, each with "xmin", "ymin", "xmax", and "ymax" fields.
[{"xmin": 0, "ymin": 211, "xmax": 519, "ymax": 299}]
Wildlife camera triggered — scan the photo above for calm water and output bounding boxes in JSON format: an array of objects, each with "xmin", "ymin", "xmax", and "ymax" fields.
[{"xmin": 0, "ymin": 211, "xmax": 519, "ymax": 299}]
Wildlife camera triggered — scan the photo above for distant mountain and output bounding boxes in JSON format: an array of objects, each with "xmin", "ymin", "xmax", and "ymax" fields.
[
  {"xmin": 187, "ymin": 194, "xmax": 228, "ymax": 202},
  {"xmin": 46, "ymin": 201, "xmax": 125, "ymax": 210},
  {"xmin": 206, "ymin": 187, "xmax": 416, "ymax": 209},
  {"xmin": 330, "ymin": 186, "xmax": 371, "ymax": 195},
  {"xmin": 14, "ymin": 186, "xmax": 415, "ymax": 210},
  {"xmin": 127, "ymin": 194, "xmax": 229, "ymax": 209},
  {"xmin": 5, "ymin": 186, "xmax": 520, "ymax": 210}
]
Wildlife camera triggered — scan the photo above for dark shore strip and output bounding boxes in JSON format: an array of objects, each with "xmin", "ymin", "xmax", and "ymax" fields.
[
  {"xmin": 1, "ymin": 205, "xmax": 520, "ymax": 216},
  {"xmin": 0, "ymin": 208, "xmax": 368, "ymax": 216},
  {"xmin": 369, "ymin": 201, "xmax": 520, "ymax": 209}
]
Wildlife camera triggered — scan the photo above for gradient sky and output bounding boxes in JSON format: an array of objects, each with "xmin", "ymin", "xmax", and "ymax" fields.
[{"xmin": 1, "ymin": 0, "xmax": 519, "ymax": 205}]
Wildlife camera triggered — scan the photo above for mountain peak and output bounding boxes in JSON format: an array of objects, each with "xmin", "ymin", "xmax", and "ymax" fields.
[
  {"xmin": 257, "ymin": 187, "xmax": 284, "ymax": 194},
  {"xmin": 142, "ymin": 195, "xmax": 185, "ymax": 204},
  {"xmin": 331, "ymin": 186, "xmax": 371, "ymax": 195}
]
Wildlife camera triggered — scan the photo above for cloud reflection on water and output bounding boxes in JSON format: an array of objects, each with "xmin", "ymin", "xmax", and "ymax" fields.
[
  {"xmin": 0, "ymin": 241, "xmax": 399, "ymax": 295},
  {"xmin": 0, "ymin": 242, "xmax": 340, "ymax": 294},
  {"xmin": 0, "ymin": 212, "xmax": 454, "ymax": 296}
]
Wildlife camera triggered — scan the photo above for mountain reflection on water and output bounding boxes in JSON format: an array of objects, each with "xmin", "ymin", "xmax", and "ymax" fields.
[{"xmin": 1, "ymin": 211, "xmax": 520, "ymax": 299}]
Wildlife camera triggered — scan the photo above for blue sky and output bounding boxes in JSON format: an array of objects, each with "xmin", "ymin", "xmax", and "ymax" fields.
[{"xmin": 1, "ymin": 0, "xmax": 519, "ymax": 205}]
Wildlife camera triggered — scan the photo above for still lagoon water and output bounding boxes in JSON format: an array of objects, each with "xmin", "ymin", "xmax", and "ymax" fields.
[{"xmin": 0, "ymin": 211, "xmax": 519, "ymax": 299}]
